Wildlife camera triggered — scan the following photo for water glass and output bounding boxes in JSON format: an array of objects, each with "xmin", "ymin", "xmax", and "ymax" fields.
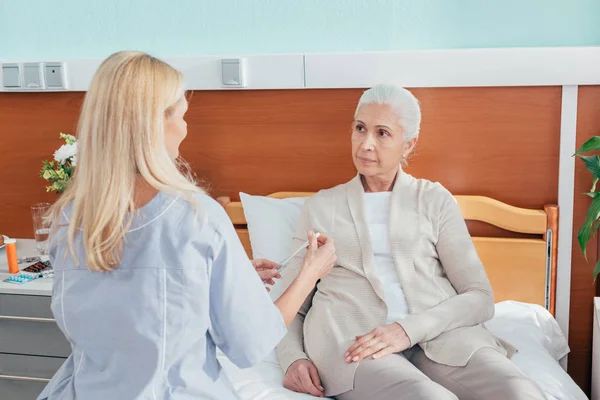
[{"xmin": 31, "ymin": 203, "xmax": 52, "ymax": 258}]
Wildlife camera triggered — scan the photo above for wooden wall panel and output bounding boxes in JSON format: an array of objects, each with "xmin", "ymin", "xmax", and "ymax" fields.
[
  {"xmin": 184, "ymin": 87, "xmax": 561, "ymax": 207},
  {"xmin": 1, "ymin": 88, "xmax": 562, "ymax": 241},
  {"xmin": 0, "ymin": 92, "xmax": 84, "ymax": 238},
  {"xmin": 569, "ymin": 85, "xmax": 600, "ymax": 394},
  {"xmin": 0, "ymin": 87, "xmax": 562, "ymax": 241}
]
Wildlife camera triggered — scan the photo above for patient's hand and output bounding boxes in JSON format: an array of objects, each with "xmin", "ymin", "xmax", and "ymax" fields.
[
  {"xmin": 283, "ymin": 359, "xmax": 325, "ymax": 397},
  {"xmin": 345, "ymin": 323, "xmax": 411, "ymax": 363},
  {"xmin": 251, "ymin": 259, "xmax": 281, "ymax": 291}
]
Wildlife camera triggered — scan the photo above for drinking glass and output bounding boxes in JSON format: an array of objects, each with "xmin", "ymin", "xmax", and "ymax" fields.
[{"xmin": 31, "ymin": 203, "xmax": 52, "ymax": 258}]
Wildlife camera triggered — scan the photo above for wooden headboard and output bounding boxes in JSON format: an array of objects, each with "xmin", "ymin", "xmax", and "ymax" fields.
[{"xmin": 218, "ymin": 193, "xmax": 558, "ymax": 315}]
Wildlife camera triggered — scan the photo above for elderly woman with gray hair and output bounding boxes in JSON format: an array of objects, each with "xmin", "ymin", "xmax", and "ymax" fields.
[{"xmin": 276, "ymin": 84, "xmax": 546, "ymax": 400}]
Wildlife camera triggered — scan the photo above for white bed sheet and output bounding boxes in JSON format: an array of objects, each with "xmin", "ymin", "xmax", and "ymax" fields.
[{"xmin": 217, "ymin": 301, "xmax": 587, "ymax": 400}]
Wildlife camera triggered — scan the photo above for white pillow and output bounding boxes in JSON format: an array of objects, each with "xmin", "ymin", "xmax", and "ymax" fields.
[
  {"xmin": 485, "ymin": 300, "xmax": 570, "ymax": 361},
  {"xmin": 239, "ymin": 192, "xmax": 308, "ymax": 302},
  {"xmin": 486, "ymin": 301, "xmax": 585, "ymax": 400}
]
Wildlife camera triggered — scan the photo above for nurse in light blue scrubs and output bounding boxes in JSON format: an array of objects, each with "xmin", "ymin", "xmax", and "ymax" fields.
[{"xmin": 37, "ymin": 51, "xmax": 337, "ymax": 400}]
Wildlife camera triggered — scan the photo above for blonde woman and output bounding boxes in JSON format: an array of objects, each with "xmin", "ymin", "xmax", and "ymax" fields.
[{"xmin": 37, "ymin": 52, "xmax": 336, "ymax": 400}]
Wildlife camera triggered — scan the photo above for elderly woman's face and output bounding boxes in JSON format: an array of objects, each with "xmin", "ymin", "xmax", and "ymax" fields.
[{"xmin": 351, "ymin": 103, "xmax": 416, "ymax": 178}]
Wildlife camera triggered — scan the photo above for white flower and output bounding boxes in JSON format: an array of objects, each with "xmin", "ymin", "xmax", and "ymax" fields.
[
  {"xmin": 71, "ymin": 154, "xmax": 77, "ymax": 167},
  {"xmin": 54, "ymin": 143, "xmax": 77, "ymax": 164}
]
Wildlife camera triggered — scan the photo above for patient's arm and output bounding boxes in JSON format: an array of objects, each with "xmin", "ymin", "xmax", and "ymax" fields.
[
  {"xmin": 399, "ymin": 188, "xmax": 495, "ymax": 346},
  {"xmin": 276, "ymin": 205, "xmax": 318, "ymax": 372}
]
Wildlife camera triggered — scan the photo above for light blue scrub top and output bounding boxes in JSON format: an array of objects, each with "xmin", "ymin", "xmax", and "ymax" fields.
[{"xmin": 37, "ymin": 191, "xmax": 287, "ymax": 400}]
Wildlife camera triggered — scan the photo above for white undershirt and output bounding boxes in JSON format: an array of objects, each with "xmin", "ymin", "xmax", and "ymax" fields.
[{"xmin": 364, "ymin": 192, "xmax": 409, "ymax": 324}]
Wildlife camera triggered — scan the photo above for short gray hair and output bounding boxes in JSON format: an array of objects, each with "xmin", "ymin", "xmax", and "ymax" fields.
[{"xmin": 354, "ymin": 84, "xmax": 422, "ymax": 141}]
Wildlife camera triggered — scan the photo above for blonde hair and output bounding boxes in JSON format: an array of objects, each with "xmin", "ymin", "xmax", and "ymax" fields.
[{"xmin": 49, "ymin": 51, "xmax": 203, "ymax": 272}]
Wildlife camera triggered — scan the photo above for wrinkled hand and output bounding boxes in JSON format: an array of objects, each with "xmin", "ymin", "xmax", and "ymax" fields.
[
  {"xmin": 251, "ymin": 259, "xmax": 281, "ymax": 291},
  {"xmin": 345, "ymin": 323, "xmax": 411, "ymax": 363},
  {"xmin": 283, "ymin": 359, "xmax": 325, "ymax": 397}
]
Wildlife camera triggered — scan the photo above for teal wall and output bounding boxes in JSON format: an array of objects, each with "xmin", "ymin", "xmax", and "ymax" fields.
[{"xmin": 1, "ymin": 0, "xmax": 599, "ymax": 59}]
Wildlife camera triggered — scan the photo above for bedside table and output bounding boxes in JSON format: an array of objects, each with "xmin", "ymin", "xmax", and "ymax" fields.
[
  {"xmin": 0, "ymin": 239, "xmax": 67, "ymax": 400},
  {"xmin": 593, "ymin": 297, "xmax": 600, "ymax": 400}
]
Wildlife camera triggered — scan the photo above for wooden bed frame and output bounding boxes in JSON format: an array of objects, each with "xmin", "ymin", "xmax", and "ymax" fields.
[{"xmin": 218, "ymin": 193, "xmax": 559, "ymax": 315}]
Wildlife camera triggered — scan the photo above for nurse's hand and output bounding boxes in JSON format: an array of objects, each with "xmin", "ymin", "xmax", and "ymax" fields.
[
  {"xmin": 300, "ymin": 232, "xmax": 336, "ymax": 282},
  {"xmin": 283, "ymin": 359, "xmax": 325, "ymax": 397},
  {"xmin": 251, "ymin": 259, "xmax": 281, "ymax": 291}
]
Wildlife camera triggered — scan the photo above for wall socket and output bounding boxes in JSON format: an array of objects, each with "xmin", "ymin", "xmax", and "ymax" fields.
[
  {"xmin": 1, "ymin": 64, "xmax": 21, "ymax": 88},
  {"xmin": 44, "ymin": 63, "xmax": 66, "ymax": 89},
  {"xmin": 23, "ymin": 63, "xmax": 44, "ymax": 89}
]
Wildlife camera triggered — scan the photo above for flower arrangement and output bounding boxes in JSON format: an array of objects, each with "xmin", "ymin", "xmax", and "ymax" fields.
[{"xmin": 40, "ymin": 133, "xmax": 77, "ymax": 193}]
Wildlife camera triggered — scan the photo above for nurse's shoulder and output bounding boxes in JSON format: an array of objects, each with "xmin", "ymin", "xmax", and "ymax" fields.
[{"xmin": 165, "ymin": 191, "xmax": 234, "ymax": 234}]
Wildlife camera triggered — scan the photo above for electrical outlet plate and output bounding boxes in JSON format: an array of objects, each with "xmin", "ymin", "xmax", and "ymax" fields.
[
  {"xmin": 44, "ymin": 62, "xmax": 67, "ymax": 89},
  {"xmin": 221, "ymin": 58, "xmax": 246, "ymax": 87},
  {"xmin": 2, "ymin": 63, "xmax": 21, "ymax": 88},
  {"xmin": 23, "ymin": 63, "xmax": 44, "ymax": 89}
]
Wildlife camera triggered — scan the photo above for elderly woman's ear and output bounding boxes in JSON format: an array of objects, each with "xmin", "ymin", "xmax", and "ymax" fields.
[{"xmin": 403, "ymin": 138, "xmax": 418, "ymax": 162}]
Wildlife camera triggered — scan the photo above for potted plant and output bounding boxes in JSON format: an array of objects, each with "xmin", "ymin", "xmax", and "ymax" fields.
[
  {"xmin": 574, "ymin": 136, "xmax": 600, "ymax": 281},
  {"xmin": 40, "ymin": 133, "xmax": 77, "ymax": 194}
]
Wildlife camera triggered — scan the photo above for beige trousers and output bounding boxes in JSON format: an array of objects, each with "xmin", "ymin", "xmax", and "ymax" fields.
[{"xmin": 336, "ymin": 347, "xmax": 547, "ymax": 400}]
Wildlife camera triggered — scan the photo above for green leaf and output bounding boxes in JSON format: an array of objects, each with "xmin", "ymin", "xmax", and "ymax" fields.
[
  {"xmin": 575, "ymin": 136, "xmax": 600, "ymax": 155},
  {"xmin": 592, "ymin": 177, "xmax": 599, "ymax": 193},
  {"xmin": 593, "ymin": 219, "xmax": 600, "ymax": 235},
  {"xmin": 595, "ymin": 259, "xmax": 600, "ymax": 283},
  {"xmin": 579, "ymin": 154, "xmax": 600, "ymax": 179},
  {"xmin": 578, "ymin": 193, "xmax": 600, "ymax": 259},
  {"xmin": 584, "ymin": 192, "xmax": 597, "ymax": 198}
]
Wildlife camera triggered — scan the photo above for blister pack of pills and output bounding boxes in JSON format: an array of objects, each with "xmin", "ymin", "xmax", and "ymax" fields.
[
  {"xmin": 3, "ymin": 260, "xmax": 53, "ymax": 285},
  {"xmin": 4, "ymin": 274, "xmax": 38, "ymax": 285}
]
